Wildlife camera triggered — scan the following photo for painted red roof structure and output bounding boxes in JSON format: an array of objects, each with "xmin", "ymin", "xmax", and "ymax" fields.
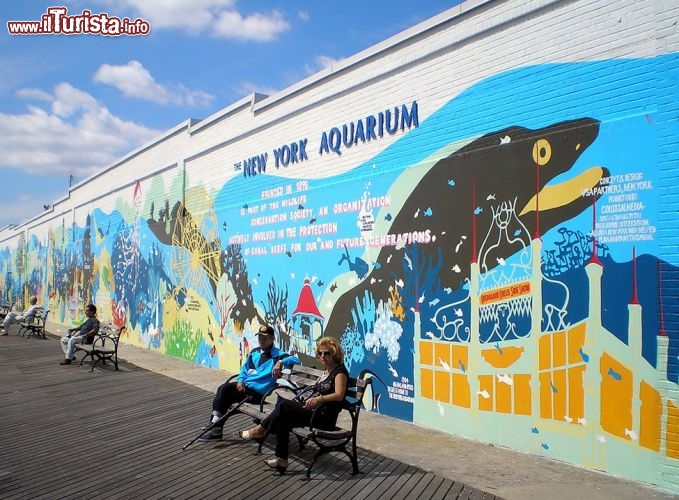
[{"xmin": 292, "ymin": 278, "xmax": 324, "ymax": 320}]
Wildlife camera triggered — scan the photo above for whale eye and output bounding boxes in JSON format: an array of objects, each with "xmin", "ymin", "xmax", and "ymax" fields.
[{"xmin": 532, "ymin": 139, "xmax": 552, "ymax": 166}]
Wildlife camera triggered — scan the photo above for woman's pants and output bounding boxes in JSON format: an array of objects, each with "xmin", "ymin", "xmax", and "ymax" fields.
[{"xmin": 262, "ymin": 399, "xmax": 330, "ymax": 460}]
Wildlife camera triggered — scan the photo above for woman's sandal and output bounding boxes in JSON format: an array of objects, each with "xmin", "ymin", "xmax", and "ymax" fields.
[
  {"xmin": 238, "ymin": 429, "xmax": 265, "ymax": 442},
  {"xmin": 264, "ymin": 458, "xmax": 288, "ymax": 475}
]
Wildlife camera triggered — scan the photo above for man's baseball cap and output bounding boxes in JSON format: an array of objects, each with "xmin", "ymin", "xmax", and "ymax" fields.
[{"xmin": 256, "ymin": 325, "xmax": 275, "ymax": 337}]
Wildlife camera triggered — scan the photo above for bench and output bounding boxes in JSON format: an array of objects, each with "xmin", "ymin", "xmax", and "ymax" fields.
[
  {"xmin": 0, "ymin": 301, "xmax": 12, "ymax": 322},
  {"xmin": 231, "ymin": 364, "xmax": 371, "ymax": 478},
  {"xmin": 76, "ymin": 324, "xmax": 125, "ymax": 372},
  {"xmin": 18, "ymin": 308, "xmax": 49, "ymax": 339}
]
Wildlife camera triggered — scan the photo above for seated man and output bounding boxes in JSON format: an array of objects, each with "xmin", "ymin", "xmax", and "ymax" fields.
[
  {"xmin": 1, "ymin": 296, "xmax": 39, "ymax": 335},
  {"xmin": 59, "ymin": 304, "xmax": 100, "ymax": 365},
  {"xmin": 199, "ymin": 324, "xmax": 300, "ymax": 441}
]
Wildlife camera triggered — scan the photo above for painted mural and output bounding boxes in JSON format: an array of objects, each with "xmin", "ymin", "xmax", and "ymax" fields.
[{"xmin": 1, "ymin": 55, "xmax": 677, "ymax": 491}]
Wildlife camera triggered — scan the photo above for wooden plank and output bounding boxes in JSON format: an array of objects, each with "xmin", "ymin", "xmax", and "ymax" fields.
[
  {"xmin": 295, "ymin": 451, "xmax": 388, "ymax": 500},
  {"xmin": 456, "ymin": 485, "xmax": 472, "ymax": 499},
  {"xmin": 86, "ymin": 415, "xmax": 230, "ymax": 499},
  {"xmin": 378, "ymin": 465, "xmax": 423, "ymax": 499},
  {"xmin": 345, "ymin": 456, "xmax": 406, "ymax": 500},
  {"xmin": 441, "ymin": 481, "xmax": 467, "ymax": 499},
  {"xmin": 6, "ymin": 394, "xmax": 208, "ymax": 493},
  {"xmin": 144, "ymin": 447, "xmax": 261, "ymax": 500},
  {"xmin": 415, "ymin": 474, "xmax": 447, "ymax": 499},
  {"xmin": 21, "ymin": 412, "xmax": 207, "ymax": 498},
  {"xmin": 341, "ymin": 460, "xmax": 412, "ymax": 500},
  {"xmin": 403, "ymin": 471, "xmax": 440, "ymax": 499},
  {"xmin": 391, "ymin": 470, "xmax": 428, "ymax": 500}
]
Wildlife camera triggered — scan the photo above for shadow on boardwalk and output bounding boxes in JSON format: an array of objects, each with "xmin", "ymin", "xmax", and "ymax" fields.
[{"xmin": 0, "ymin": 334, "xmax": 496, "ymax": 500}]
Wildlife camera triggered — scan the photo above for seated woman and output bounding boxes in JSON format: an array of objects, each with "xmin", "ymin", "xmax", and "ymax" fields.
[{"xmin": 239, "ymin": 337, "xmax": 348, "ymax": 475}]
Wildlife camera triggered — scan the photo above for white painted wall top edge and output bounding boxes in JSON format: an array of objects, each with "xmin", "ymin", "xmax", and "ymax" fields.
[{"xmin": 188, "ymin": 94, "xmax": 263, "ymax": 135}]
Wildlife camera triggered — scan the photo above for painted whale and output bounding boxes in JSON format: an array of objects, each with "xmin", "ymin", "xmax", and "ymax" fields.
[{"xmin": 325, "ymin": 117, "xmax": 608, "ymax": 337}]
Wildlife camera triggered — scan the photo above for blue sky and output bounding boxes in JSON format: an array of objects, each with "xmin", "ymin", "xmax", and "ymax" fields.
[{"xmin": 0, "ymin": 0, "xmax": 461, "ymax": 229}]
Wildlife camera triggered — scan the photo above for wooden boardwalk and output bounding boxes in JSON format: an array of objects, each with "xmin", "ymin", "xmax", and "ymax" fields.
[{"xmin": 0, "ymin": 334, "xmax": 499, "ymax": 500}]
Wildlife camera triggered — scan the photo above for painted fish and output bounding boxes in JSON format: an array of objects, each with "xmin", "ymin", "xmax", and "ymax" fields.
[{"xmin": 607, "ymin": 367, "xmax": 621, "ymax": 381}]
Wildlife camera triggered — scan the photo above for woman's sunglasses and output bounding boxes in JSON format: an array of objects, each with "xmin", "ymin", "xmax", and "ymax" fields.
[{"xmin": 317, "ymin": 350, "xmax": 332, "ymax": 356}]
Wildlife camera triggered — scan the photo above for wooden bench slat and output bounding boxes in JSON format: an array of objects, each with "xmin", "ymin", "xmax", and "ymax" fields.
[{"xmin": 293, "ymin": 427, "xmax": 354, "ymax": 440}]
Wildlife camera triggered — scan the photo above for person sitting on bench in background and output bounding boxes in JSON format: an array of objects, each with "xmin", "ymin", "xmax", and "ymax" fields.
[
  {"xmin": 59, "ymin": 304, "xmax": 100, "ymax": 365},
  {"xmin": 199, "ymin": 324, "xmax": 300, "ymax": 442},
  {"xmin": 1, "ymin": 296, "xmax": 39, "ymax": 335}
]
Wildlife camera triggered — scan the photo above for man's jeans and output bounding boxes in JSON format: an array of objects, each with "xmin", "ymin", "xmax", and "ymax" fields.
[
  {"xmin": 2, "ymin": 312, "xmax": 25, "ymax": 331},
  {"xmin": 61, "ymin": 335, "xmax": 84, "ymax": 359}
]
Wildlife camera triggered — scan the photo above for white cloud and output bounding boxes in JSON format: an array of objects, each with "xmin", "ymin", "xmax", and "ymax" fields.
[
  {"xmin": 0, "ymin": 198, "xmax": 39, "ymax": 228},
  {"xmin": 298, "ymin": 11, "xmax": 310, "ymax": 22},
  {"xmin": 0, "ymin": 194, "xmax": 39, "ymax": 227},
  {"xmin": 234, "ymin": 81, "xmax": 279, "ymax": 99},
  {"xmin": 308, "ymin": 55, "xmax": 341, "ymax": 73},
  {"xmin": 277, "ymin": 54, "xmax": 343, "ymax": 90},
  {"xmin": 96, "ymin": 0, "xmax": 233, "ymax": 32},
  {"xmin": 15, "ymin": 88, "xmax": 52, "ymax": 101},
  {"xmin": 95, "ymin": 0, "xmax": 290, "ymax": 40},
  {"xmin": 50, "ymin": 84, "xmax": 99, "ymax": 118},
  {"xmin": 0, "ymin": 195, "xmax": 61, "ymax": 227},
  {"xmin": 281, "ymin": 54, "xmax": 343, "ymax": 88},
  {"xmin": 212, "ymin": 10, "xmax": 289, "ymax": 41},
  {"xmin": 94, "ymin": 61, "xmax": 166, "ymax": 102},
  {"xmin": 0, "ymin": 83, "xmax": 160, "ymax": 177},
  {"xmin": 174, "ymin": 84, "xmax": 215, "ymax": 108},
  {"xmin": 93, "ymin": 60, "xmax": 214, "ymax": 107}
]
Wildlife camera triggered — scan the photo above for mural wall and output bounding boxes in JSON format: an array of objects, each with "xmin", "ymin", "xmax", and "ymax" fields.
[{"xmin": 1, "ymin": 0, "xmax": 678, "ymax": 493}]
